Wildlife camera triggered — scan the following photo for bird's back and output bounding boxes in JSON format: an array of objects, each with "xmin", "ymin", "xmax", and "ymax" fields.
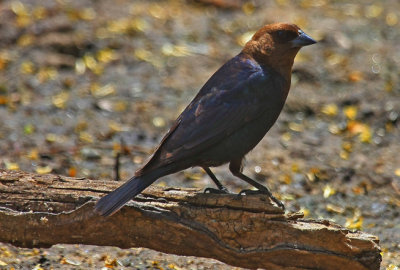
[{"xmin": 137, "ymin": 53, "xmax": 289, "ymax": 175}]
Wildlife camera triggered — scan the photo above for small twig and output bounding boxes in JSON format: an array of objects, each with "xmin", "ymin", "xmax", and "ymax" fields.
[{"xmin": 114, "ymin": 152, "xmax": 120, "ymax": 181}]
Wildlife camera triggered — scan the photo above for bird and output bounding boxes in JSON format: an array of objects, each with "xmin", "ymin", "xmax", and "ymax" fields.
[{"xmin": 95, "ymin": 23, "xmax": 316, "ymax": 216}]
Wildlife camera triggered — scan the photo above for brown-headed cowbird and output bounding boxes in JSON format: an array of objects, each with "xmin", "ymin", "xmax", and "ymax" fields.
[{"xmin": 95, "ymin": 23, "xmax": 316, "ymax": 216}]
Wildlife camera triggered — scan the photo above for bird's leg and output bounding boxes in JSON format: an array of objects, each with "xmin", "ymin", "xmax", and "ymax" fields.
[
  {"xmin": 202, "ymin": 167, "xmax": 229, "ymax": 194},
  {"xmin": 229, "ymin": 159, "xmax": 285, "ymax": 210}
]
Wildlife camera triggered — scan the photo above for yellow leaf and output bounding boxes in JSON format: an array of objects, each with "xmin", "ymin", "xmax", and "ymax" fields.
[
  {"xmin": 345, "ymin": 210, "xmax": 363, "ymax": 230},
  {"xmin": 323, "ymin": 185, "xmax": 336, "ymax": 198},
  {"xmin": 347, "ymin": 121, "xmax": 372, "ymax": 143},
  {"xmin": 385, "ymin": 80, "xmax": 394, "ymax": 92},
  {"xmin": 343, "ymin": 106, "xmax": 358, "ymax": 120},
  {"xmin": 342, "ymin": 141, "xmax": 353, "ymax": 152},
  {"xmin": 75, "ymin": 59, "xmax": 86, "ymax": 74},
  {"xmin": 276, "ymin": 0, "xmax": 288, "ymax": 6},
  {"xmin": 113, "ymin": 101, "xmax": 127, "ymax": 112},
  {"xmin": 17, "ymin": 34, "xmax": 35, "ymax": 47},
  {"xmin": 37, "ymin": 67, "xmax": 58, "ymax": 83},
  {"xmin": 288, "ymin": 122, "xmax": 304, "ymax": 132},
  {"xmin": 161, "ymin": 43, "xmax": 192, "ymax": 57},
  {"xmin": 307, "ymin": 167, "xmax": 327, "ymax": 182},
  {"xmin": 328, "ymin": 124, "xmax": 341, "ymax": 134},
  {"xmin": 5, "ymin": 162, "xmax": 19, "ymax": 171},
  {"xmin": 105, "ymin": 257, "xmax": 117, "ymax": 268},
  {"xmin": 20, "ymin": 61, "xmax": 35, "ymax": 74},
  {"xmin": 36, "ymin": 166, "xmax": 52, "ymax": 174},
  {"xmin": 80, "ymin": 8, "xmax": 96, "ymax": 21},
  {"xmin": 321, "ymin": 103, "xmax": 338, "ymax": 116},
  {"xmin": 32, "ymin": 6, "xmax": 47, "ymax": 20},
  {"xmin": 75, "ymin": 121, "xmax": 88, "ymax": 133},
  {"xmin": 32, "ymin": 264, "xmax": 44, "ymax": 270},
  {"xmin": 60, "ymin": 257, "xmax": 81, "ymax": 266},
  {"xmin": 242, "ymin": 2, "xmax": 255, "ymax": 15},
  {"xmin": 46, "ymin": 133, "xmax": 59, "ymax": 143},
  {"xmin": 149, "ymin": 4, "xmax": 166, "ymax": 19},
  {"xmin": 27, "ymin": 149, "xmax": 39, "ymax": 160},
  {"xmin": 386, "ymin": 13, "xmax": 398, "ymax": 26},
  {"xmin": 359, "ymin": 125, "xmax": 372, "ymax": 143},
  {"xmin": 386, "ymin": 122, "xmax": 394, "ymax": 132},
  {"xmin": 134, "ymin": 48, "xmax": 152, "ymax": 61},
  {"xmin": 301, "ymin": 207, "xmax": 310, "ymax": 217},
  {"xmin": 83, "ymin": 54, "xmax": 98, "ymax": 70},
  {"xmin": 0, "ymin": 247, "xmax": 12, "ymax": 257},
  {"xmin": 97, "ymin": 48, "xmax": 117, "ymax": 63},
  {"xmin": 352, "ymin": 186, "xmax": 363, "ymax": 195},
  {"xmin": 347, "ymin": 120, "xmax": 363, "ymax": 134},
  {"xmin": 326, "ymin": 203, "xmax": 345, "ymax": 214},
  {"xmin": 291, "ymin": 163, "xmax": 299, "ymax": 173},
  {"xmin": 11, "ymin": 1, "xmax": 28, "ymax": 16},
  {"xmin": 348, "ymin": 71, "xmax": 363, "ymax": 82},
  {"xmin": 152, "ymin": 117, "xmax": 166, "ymax": 128},
  {"xmin": 107, "ymin": 18, "xmax": 130, "ymax": 33},
  {"xmin": 365, "ymin": 4, "xmax": 383, "ymax": 18},
  {"xmin": 279, "ymin": 174, "xmax": 292, "ymax": 184},
  {"xmin": 52, "ymin": 91, "xmax": 69, "ymax": 109},
  {"xmin": 108, "ymin": 121, "xmax": 127, "ymax": 132},
  {"xmin": 79, "ymin": 132, "xmax": 94, "ymax": 143},
  {"xmin": 281, "ymin": 194, "xmax": 295, "ymax": 201},
  {"xmin": 133, "ymin": 156, "xmax": 143, "ymax": 164},
  {"xmin": 130, "ymin": 18, "xmax": 149, "ymax": 32},
  {"xmin": 0, "ymin": 95, "xmax": 7, "ymax": 105},
  {"xmin": 340, "ymin": 150, "xmax": 349, "ymax": 160},
  {"xmin": 346, "ymin": 216, "xmax": 363, "ymax": 230},
  {"xmin": 16, "ymin": 15, "xmax": 31, "ymax": 28},
  {"xmin": 11, "ymin": 1, "xmax": 31, "ymax": 27},
  {"xmin": 326, "ymin": 53, "xmax": 346, "ymax": 67},
  {"xmin": 0, "ymin": 51, "xmax": 12, "ymax": 71},
  {"xmin": 281, "ymin": 132, "xmax": 291, "ymax": 141},
  {"xmin": 386, "ymin": 264, "xmax": 399, "ymax": 270},
  {"xmin": 90, "ymin": 83, "xmax": 115, "ymax": 98}
]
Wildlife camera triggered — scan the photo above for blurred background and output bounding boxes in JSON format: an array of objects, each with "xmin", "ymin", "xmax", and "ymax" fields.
[{"xmin": 0, "ymin": 0, "xmax": 399, "ymax": 269}]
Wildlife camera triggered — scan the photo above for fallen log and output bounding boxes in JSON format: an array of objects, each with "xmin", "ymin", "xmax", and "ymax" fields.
[{"xmin": 0, "ymin": 169, "xmax": 381, "ymax": 269}]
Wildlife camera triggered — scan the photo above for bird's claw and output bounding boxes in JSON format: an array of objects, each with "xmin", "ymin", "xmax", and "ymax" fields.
[
  {"xmin": 238, "ymin": 189, "xmax": 285, "ymax": 210},
  {"xmin": 204, "ymin": 187, "xmax": 230, "ymax": 194}
]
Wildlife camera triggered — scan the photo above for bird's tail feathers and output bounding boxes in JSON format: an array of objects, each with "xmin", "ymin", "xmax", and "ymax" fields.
[{"xmin": 94, "ymin": 172, "xmax": 157, "ymax": 216}]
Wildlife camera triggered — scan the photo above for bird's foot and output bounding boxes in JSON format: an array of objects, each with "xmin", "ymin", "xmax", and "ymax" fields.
[
  {"xmin": 204, "ymin": 187, "xmax": 230, "ymax": 194},
  {"xmin": 238, "ymin": 189, "xmax": 285, "ymax": 210}
]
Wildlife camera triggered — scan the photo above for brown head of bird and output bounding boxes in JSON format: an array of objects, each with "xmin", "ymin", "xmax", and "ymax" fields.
[{"xmin": 242, "ymin": 23, "xmax": 316, "ymax": 79}]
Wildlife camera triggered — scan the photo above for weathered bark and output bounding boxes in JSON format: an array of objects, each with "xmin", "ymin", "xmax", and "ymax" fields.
[{"xmin": 0, "ymin": 169, "xmax": 381, "ymax": 270}]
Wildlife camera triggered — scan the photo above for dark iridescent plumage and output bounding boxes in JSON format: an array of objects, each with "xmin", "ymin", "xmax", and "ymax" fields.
[{"xmin": 95, "ymin": 23, "xmax": 316, "ymax": 216}]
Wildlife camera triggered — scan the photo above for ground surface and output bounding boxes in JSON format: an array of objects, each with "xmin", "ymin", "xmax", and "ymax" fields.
[{"xmin": 0, "ymin": 0, "xmax": 399, "ymax": 269}]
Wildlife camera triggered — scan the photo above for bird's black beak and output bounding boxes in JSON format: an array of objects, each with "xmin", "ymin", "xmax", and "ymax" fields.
[{"xmin": 290, "ymin": 31, "xmax": 317, "ymax": 48}]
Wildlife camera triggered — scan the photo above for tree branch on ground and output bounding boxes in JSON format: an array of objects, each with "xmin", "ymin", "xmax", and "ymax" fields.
[{"xmin": 0, "ymin": 169, "xmax": 381, "ymax": 270}]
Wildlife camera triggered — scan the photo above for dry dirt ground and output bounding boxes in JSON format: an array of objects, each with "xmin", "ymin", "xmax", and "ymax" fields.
[{"xmin": 0, "ymin": 0, "xmax": 399, "ymax": 269}]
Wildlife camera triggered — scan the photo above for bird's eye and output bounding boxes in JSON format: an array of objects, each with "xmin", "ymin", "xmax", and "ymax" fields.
[
  {"xmin": 276, "ymin": 29, "xmax": 298, "ymax": 43},
  {"xmin": 277, "ymin": 30, "xmax": 287, "ymax": 38}
]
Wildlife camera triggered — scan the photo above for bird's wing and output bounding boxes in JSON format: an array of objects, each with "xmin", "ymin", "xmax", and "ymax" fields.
[{"xmin": 138, "ymin": 55, "xmax": 282, "ymax": 173}]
